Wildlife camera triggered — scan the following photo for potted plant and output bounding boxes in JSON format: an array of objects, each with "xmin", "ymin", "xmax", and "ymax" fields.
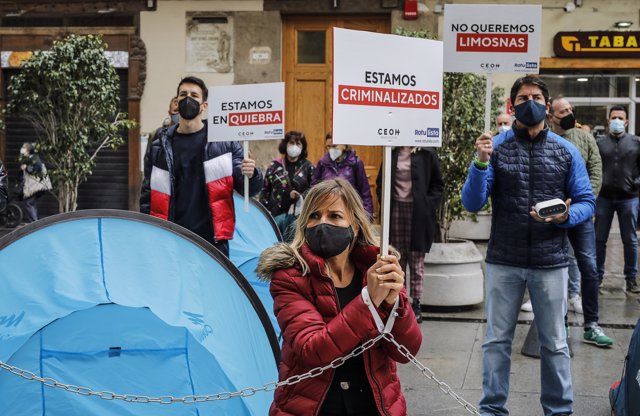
[{"xmin": 395, "ymin": 28, "xmax": 503, "ymax": 306}]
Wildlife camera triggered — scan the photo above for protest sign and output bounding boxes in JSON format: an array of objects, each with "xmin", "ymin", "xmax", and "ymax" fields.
[
  {"xmin": 208, "ymin": 82, "xmax": 285, "ymax": 211},
  {"xmin": 208, "ymin": 82, "xmax": 285, "ymax": 142},
  {"xmin": 333, "ymin": 28, "xmax": 444, "ymax": 254},
  {"xmin": 443, "ymin": 4, "xmax": 541, "ymax": 74},
  {"xmin": 333, "ymin": 28, "xmax": 443, "ymax": 148}
]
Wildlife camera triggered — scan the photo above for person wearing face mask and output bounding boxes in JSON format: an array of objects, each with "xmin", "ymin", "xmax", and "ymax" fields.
[
  {"xmin": 495, "ymin": 112, "xmax": 513, "ymax": 135},
  {"xmin": 145, "ymin": 96, "xmax": 180, "ymax": 157},
  {"xmin": 542, "ymin": 96, "xmax": 611, "ymax": 347},
  {"xmin": 259, "ymin": 131, "xmax": 314, "ymax": 242},
  {"xmin": 595, "ymin": 105, "xmax": 640, "ymax": 294},
  {"xmin": 257, "ymin": 178, "xmax": 421, "ymax": 416},
  {"xmin": 375, "ymin": 146, "xmax": 443, "ymax": 323},
  {"xmin": 19, "ymin": 142, "xmax": 51, "ymax": 222},
  {"xmin": 312, "ymin": 132, "xmax": 374, "ymax": 219},
  {"xmin": 140, "ymin": 76, "xmax": 263, "ymax": 257},
  {"xmin": 462, "ymin": 76, "xmax": 595, "ymax": 416}
]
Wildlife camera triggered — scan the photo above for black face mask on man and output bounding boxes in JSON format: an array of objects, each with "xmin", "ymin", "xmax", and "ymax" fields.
[
  {"xmin": 305, "ymin": 223, "xmax": 355, "ymax": 259},
  {"xmin": 514, "ymin": 100, "xmax": 547, "ymax": 127},
  {"xmin": 178, "ymin": 96, "xmax": 201, "ymax": 120},
  {"xmin": 557, "ymin": 113, "xmax": 576, "ymax": 130}
]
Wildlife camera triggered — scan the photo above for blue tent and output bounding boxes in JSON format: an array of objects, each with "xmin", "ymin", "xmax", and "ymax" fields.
[
  {"xmin": 229, "ymin": 193, "xmax": 282, "ymax": 338},
  {"xmin": 0, "ymin": 210, "xmax": 279, "ymax": 416}
]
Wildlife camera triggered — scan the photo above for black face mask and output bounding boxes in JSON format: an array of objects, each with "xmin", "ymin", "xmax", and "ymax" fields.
[
  {"xmin": 514, "ymin": 100, "xmax": 547, "ymax": 127},
  {"xmin": 178, "ymin": 96, "xmax": 201, "ymax": 120},
  {"xmin": 557, "ymin": 113, "xmax": 576, "ymax": 130},
  {"xmin": 305, "ymin": 223, "xmax": 354, "ymax": 259}
]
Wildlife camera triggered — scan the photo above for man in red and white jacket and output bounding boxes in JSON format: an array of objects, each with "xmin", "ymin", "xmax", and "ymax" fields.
[{"xmin": 140, "ymin": 76, "xmax": 262, "ymax": 257}]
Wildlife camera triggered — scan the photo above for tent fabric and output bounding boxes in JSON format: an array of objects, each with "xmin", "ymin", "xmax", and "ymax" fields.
[
  {"xmin": 0, "ymin": 210, "xmax": 279, "ymax": 416},
  {"xmin": 229, "ymin": 193, "xmax": 282, "ymax": 338},
  {"xmin": 2, "ymin": 304, "xmax": 251, "ymax": 416},
  {"xmin": 610, "ymin": 317, "xmax": 640, "ymax": 416}
]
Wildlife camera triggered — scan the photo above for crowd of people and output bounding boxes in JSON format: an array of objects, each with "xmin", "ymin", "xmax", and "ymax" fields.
[{"xmin": 0, "ymin": 73, "xmax": 638, "ymax": 415}]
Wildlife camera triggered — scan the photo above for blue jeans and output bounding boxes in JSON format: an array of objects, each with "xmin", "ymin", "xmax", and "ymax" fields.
[
  {"xmin": 567, "ymin": 220, "xmax": 600, "ymax": 326},
  {"xmin": 479, "ymin": 264, "xmax": 572, "ymax": 416},
  {"xmin": 595, "ymin": 196, "xmax": 639, "ymax": 282}
]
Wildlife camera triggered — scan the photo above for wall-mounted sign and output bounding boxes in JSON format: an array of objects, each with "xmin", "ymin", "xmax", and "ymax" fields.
[
  {"xmin": 249, "ymin": 47, "xmax": 271, "ymax": 65},
  {"xmin": 443, "ymin": 4, "xmax": 541, "ymax": 74},
  {"xmin": 404, "ymin": 0, "xmax": 418, "ymax": 20},
  {"xmin": 554, "ymin": 31, "xmax": 640, "ymax": 58},
  {"xmin": 186, "ymin": 14, "xmax": 233, "ymax": 73}
]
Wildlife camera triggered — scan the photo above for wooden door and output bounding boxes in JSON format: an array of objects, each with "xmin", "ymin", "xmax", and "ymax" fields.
[{"xmin": 283, "ymin": 15, "xmax": 390, "ymax": 220}]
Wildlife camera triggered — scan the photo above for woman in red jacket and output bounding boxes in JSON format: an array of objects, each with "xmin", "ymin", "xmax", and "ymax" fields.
[{"xmin": 257, "ymin": 178, "xmax": 422, "ymax": 416}]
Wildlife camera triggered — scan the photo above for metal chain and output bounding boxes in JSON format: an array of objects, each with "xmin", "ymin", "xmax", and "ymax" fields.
[
  {"xmin": 0, "ymin": 331, "xmax": 479, "ymax": 414},
  {"xmin": 381, "ymin": 332, "xmax": 480, "ymax": 415}
]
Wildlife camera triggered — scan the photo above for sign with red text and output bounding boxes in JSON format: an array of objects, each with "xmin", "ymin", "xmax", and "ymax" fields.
[
  {"xmin": 208, "ymin": 82, "xmax": 285, "ymax": 142},
  {"xmin": 332, "ymin": 28, "xmax": 443, "ymax": 147},
  {"xmin": 443, "ymin": 4, "xmax": 541, "ymax": 74}
]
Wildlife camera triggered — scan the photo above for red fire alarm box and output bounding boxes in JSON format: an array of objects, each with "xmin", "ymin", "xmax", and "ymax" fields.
[{"xmin": 404, "ymin": 0, "xmax": 418, "ymax": 20}]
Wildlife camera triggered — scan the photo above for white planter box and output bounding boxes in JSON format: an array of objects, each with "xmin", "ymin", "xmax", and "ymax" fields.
[
  {"xmin": 421, "ymin": 239, "xmax": 484, "ymax": 306},
  {"xmin": 449, "ymin": 211, "xmax": 491, "ymax": 241}
]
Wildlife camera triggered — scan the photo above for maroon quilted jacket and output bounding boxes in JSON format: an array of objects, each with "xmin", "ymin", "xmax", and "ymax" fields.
[{"xmin": 259, "ymin": 242, "xmax": 422, "ymax": 416}]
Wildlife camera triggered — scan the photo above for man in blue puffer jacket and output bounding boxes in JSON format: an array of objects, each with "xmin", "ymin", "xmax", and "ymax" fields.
[{"xmin": 462, "ymin": 76, "xmax": 595, "ymax": 416}]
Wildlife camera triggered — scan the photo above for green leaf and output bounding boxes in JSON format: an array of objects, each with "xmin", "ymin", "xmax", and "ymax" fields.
[{"xmin": 395, "ymin": 28, "xmax": 504, "ymax": 242}]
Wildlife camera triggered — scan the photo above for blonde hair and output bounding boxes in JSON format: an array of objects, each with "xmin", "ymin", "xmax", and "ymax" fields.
[{"xmin": 291, "ymin": 178, "xmax": 379, "ymax": 275}]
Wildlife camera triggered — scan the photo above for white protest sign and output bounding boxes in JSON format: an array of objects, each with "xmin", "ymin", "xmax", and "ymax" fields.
[
  {"xmin": 443, "ymin": 4, "xmax": 541, "ymax": 74},
  {"xmin": 332, "ymin": 28, "xmax": 443, "ymax": 147},
  {"xmin": 208, "ymin": 82, "xmax": 285, "ymax": 142}
]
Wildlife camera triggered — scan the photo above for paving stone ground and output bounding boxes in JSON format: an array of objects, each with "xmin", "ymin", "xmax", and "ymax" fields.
[{"xmin": 401, "ymin": 230, "xmax": 639, "ymax": 416}]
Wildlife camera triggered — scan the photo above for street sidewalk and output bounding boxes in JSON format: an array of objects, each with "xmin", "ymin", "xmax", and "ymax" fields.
[{"xmin": 400, "ymin": 230, "xmax": 639, "ymax": 415}]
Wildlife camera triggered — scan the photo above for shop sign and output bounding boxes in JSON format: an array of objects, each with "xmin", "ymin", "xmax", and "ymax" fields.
[
  {"xmin": 332, "ymin": 28, "xmax": 443, "ymax": 147},
  {"xmin": 554, "ymin": 31, "xmax": 640, "ymax": 58},
  {"xmin": 443, "ymin": 4, "xmax": 541, "ymax": 74}
]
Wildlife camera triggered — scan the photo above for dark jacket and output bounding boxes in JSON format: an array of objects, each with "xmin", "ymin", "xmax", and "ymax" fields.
[
  {"xmin": 259, "ymin": 157, "xmax": 314, "ymax": 217},
  {"xmin": 312, "ymin": 150, "xmax": 374, "ymax": 217},
  {"xmin": 140, "ymin": 124, "xmax": 263, "ymax": 241},
  {"xmin": 596, "ymin": 132, "xmax": 640, "ymax": 199},
  {"xmin": 0, "ymin": 160, "xmax": 7, "ymax": 211},
  {"xmin": 462, "ymin": 128, "xmax": 595, "ymax": 269},
  {"xmin": 257, "ymin": 242, "xmax": 422, "ymax": 416},
  {"xmin": 375, "ymin": 147, "xmax": 443, "ymax": 253}
]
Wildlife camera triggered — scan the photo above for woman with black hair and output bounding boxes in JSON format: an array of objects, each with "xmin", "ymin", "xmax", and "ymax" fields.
[{"xmin": 260, "ymin": 131, "xmax": 314, "ymax": 241}]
